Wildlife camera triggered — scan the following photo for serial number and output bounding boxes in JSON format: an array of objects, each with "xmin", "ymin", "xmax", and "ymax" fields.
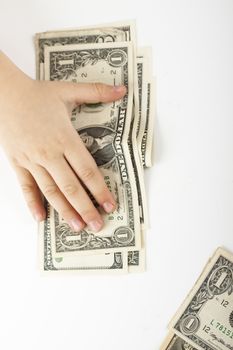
[
  {"xmin": 203, "ymin": 320, "xmax": 233, "ymax": 339},
  {"xmin": 104, "ymin": 176, "xmax": 112, "ymax": 192}
]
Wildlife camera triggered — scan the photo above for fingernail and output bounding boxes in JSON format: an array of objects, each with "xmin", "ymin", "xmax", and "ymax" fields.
[
  {"xmin": 103, "ymin": 201, "xmax": 115, "ymax": 213},
  {"xmin": 88, "ymin": 219, "xmax": 103, "ymax": 232},
  {"xmin": 33, "ymin": 212, "xmax": 45, "ymax": 222},
  {"xmin": 113, "ymin": 85, "xmax": 126, "ymax": 93},
  {"xmin": 70, "ymin": 218, "xmax": 83, "ymax": 232}
]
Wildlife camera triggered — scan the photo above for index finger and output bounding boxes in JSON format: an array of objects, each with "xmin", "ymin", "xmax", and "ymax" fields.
[{"xmin": 57, "ymin": 82, "xmax": 127, "ymax": 107}]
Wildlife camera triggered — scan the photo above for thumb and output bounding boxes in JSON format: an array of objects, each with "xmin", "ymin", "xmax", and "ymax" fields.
[{"xmin": 56, "ymin": 82, "xmax": 127, "ymax": 108}]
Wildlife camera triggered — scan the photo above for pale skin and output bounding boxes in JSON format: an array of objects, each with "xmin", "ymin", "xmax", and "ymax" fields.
[{"xmin": 0, "ymin": 51, "xmax": 126, "ymax": 232}]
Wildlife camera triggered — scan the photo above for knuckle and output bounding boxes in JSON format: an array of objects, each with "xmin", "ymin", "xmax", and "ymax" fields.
[
  {"xmin": 27, "ymin": 199, "xmax": 39, "ymax": 209},
  {"xmin": 80, "ymin": 209, "xmax": 98, "ymax": 222},
  {"xmin": 9, "ymin": 156, "xmax": 21, "ymax": 167},
  {"xmin": 37, "ymin": 147, "xmax": 49, "ymax": 162},
  {"xmin": 63, "ymin": 184, "xmax": 79, "ymax": 196},
  {"xmin": 93, "ymin": 82, "xmax": 105, "ymax": 99},
  {"xmin": 21, "ymin": 183, "xmax": 35, "ymax": 194},
  {"xmin": 60, "ymin": 208, "xmax": 74, "ymax": 220},
  {"xmin": 10, "ymin": 153, "xmax": 30, "ymax": 168},
  {"xmin": 43, "ymin": 184, "xmax": 58, "ymax": 197},
  {"xmin": 79, "ymin": 166, "xmax": 96, "ymax": 182},
  {"xmin": 35, "ymin": 147, "xmax": 59, "ymax": 164}
]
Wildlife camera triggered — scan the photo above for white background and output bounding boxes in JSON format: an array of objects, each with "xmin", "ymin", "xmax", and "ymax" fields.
[{"xmin": 0, "ymin": 0, "xmax": 233, "ymax": 349}]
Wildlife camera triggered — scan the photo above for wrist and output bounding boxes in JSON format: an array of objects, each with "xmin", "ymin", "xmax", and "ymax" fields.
[{"xmin": 0, "ymin": 51, "xmax": 33, "ymax": 114}]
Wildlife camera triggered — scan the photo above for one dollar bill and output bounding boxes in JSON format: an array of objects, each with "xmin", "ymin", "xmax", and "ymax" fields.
[
  {"xmin": 35, "ymin": 21, "xmax": 155, "ymax": 273},
  {"xmin": 44, "ymin": 42, "xmax": 142, "ymax": 257},
  {"xmin": 169, "ymin": 248, "xmax": 233, "ymax": 350}
]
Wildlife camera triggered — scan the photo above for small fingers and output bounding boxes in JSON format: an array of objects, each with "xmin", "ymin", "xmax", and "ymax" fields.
[
  {"xmin": 28, "ymin": 164, "xmax": 85, "ymax": 232},
  {"xmin": 13, "ymin": 165, "xmax": 46, "ymax": 222},
  {"xmin": 33, "ymin": 160, "xmax": 104, "ymax": 232}
]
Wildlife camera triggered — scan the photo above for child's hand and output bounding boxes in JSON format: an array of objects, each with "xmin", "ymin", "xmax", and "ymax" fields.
[{"xmin": 0, "ymin": 52, "xmax": 126, "ymax": 232}]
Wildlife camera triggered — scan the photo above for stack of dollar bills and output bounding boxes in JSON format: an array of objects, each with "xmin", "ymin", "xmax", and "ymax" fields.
[
  {"xmin": 160, "ymin": 247, "xmax": 233, "ymax": 350},
  {"xmin": 35, "ymin": 21, "xmax": 155, "ymax": 273}
]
